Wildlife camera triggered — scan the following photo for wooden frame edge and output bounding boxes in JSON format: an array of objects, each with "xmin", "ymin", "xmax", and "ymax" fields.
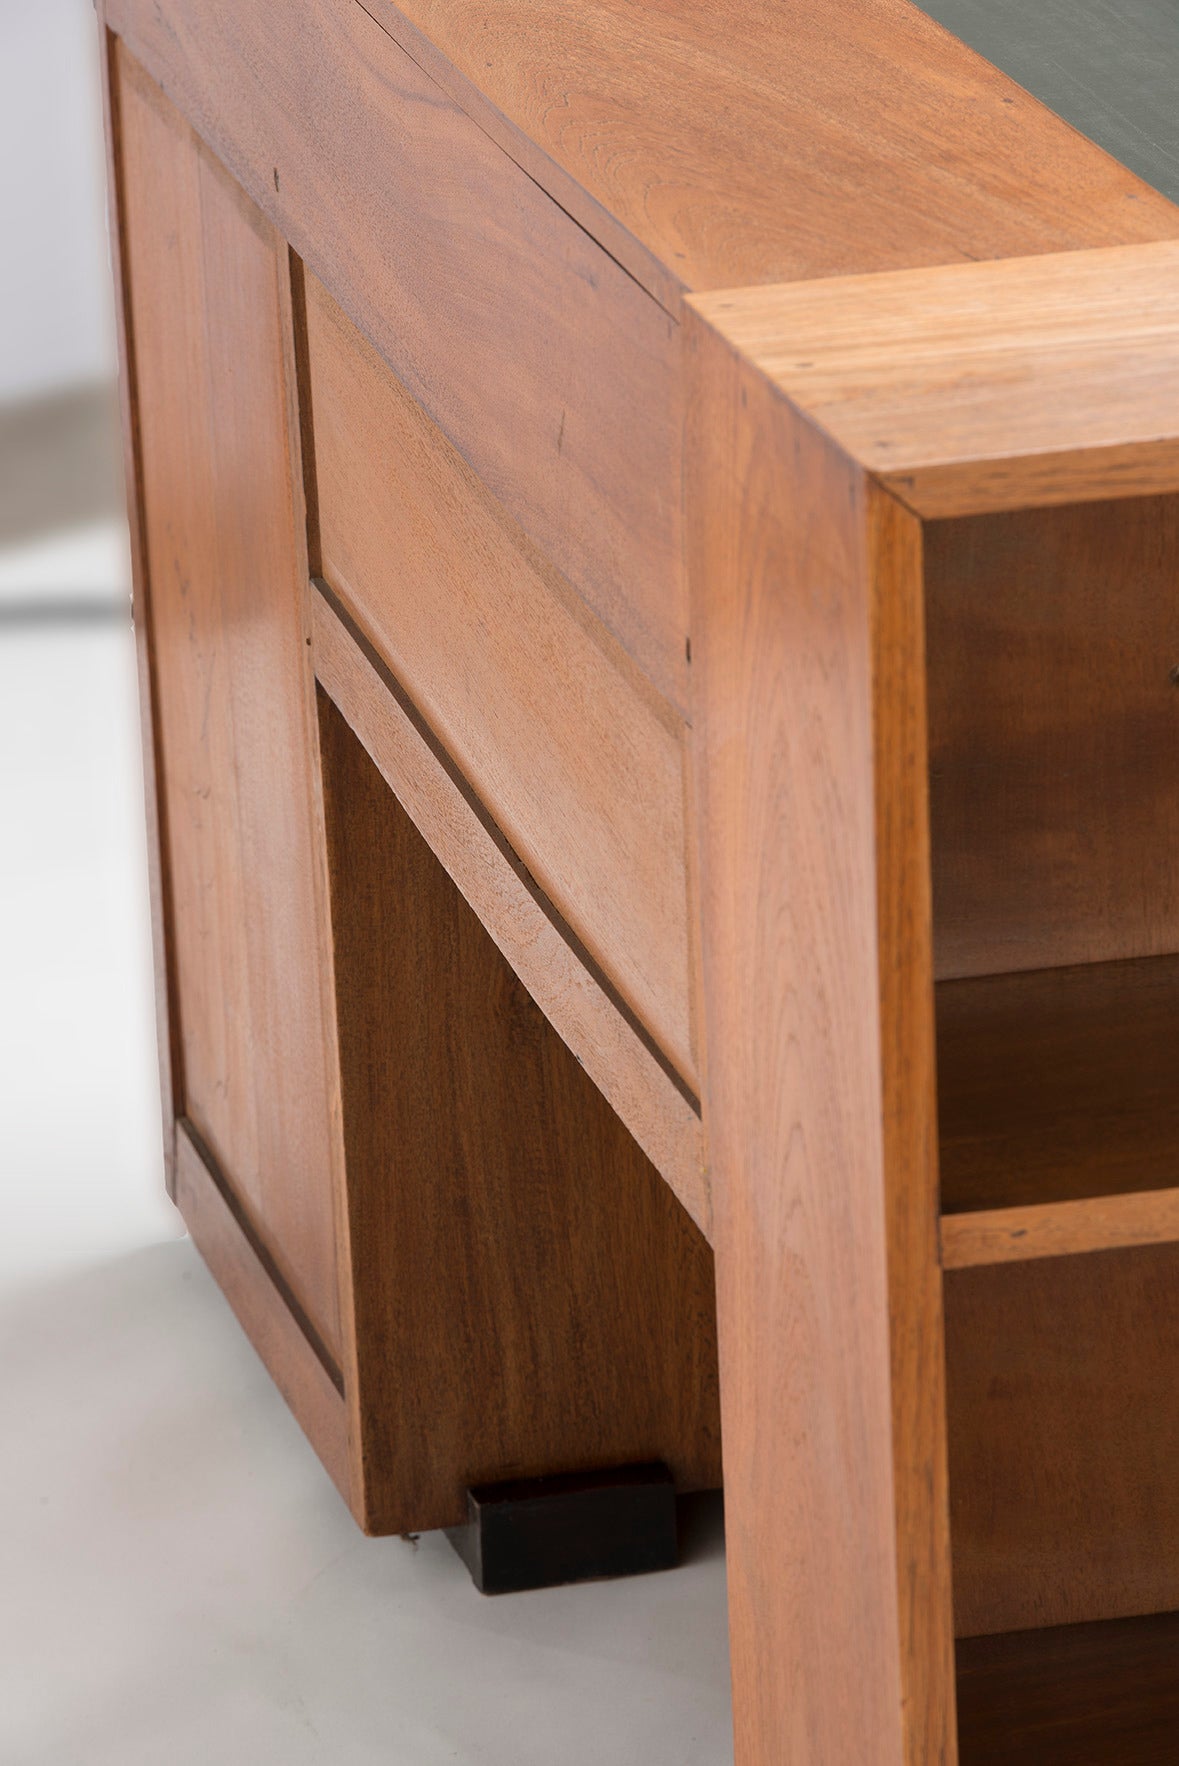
[
  {"xmin": 174, "ymin": 1119, "xmax": 352, "ymax": 1504},
  {"xmin": 274, "ymin": 243, "xmax": 369, "ymax": 1525},
  {"xmin": 97, "ymin": 15, "xmax": 181, "ymax": 1192}
]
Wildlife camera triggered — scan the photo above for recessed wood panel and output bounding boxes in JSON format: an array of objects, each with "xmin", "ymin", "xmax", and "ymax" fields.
[
  {"xmin": 926, "ymin": 495, "xmax": 1179, "ymax": 979},
  {"xmin": 947, "ymin": 1244, "xmax": 1179, "ymax": 1637},
  {"xmin": 115, "ymin": 50, "xmax": 343, "ymax": 1359},
  {"xmin": 106, "ymin": 0, "xmax": 687, "ymax": 708},
  {"xmin": 304, "ymin": 271, "xmax": 697, "ymax": 1086}
]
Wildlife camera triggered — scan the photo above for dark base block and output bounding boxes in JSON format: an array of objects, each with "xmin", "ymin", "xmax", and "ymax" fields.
[{"xmin": 446, "ymin": 1462, "xmax": 678, "ymax": 1595}]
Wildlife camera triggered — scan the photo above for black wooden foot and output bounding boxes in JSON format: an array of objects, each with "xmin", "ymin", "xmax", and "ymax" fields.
[{"xmin": 445, "ymin": 1462, "xmax": 678, "ymax": 1595}]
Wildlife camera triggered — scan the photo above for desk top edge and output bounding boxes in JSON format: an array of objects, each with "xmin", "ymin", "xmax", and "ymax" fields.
[
  {"xmin": 687, "ymin": 242, "xmax": 1179, "ymax": 513},
  {"xmin": 372, "ymin": 0, "xmax": 1179, "ymax": 306}
]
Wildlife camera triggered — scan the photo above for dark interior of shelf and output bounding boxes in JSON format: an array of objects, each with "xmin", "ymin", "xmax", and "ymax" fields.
[
  {"xmin": 957, "ymin": 1610, "xmax": 1179, "ymax": 1764},
  {"xmin": 937, "ymin": 953, "xmax": 1179, "ymax": 1216},
  {"xmin": 914, "ymin": 0, "xmax": 1179, "ymax": 209}
]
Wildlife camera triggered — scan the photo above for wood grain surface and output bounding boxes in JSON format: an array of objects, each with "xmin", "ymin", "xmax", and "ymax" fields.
[
  {"xmin": 925, "ymin": 497, "xmax": 1179, "ymax": 978},
  {"xmin": 687, "ymin": 314, "xmax": 955, "ymax": 1765},
  {"xmin": 375, "ymin": 0, "xmax": 1179, "ymax": 295},
  {"xmin": 113, "ymin": 50, "xmax": 345, "ymax": 1360},
  {"xmin": 317, "ymin": 694, "xmax": 721, "ymax": 1534},
  {"xmin": 105, "ymin": 0, "xmax": 688, "ymax": 709},
  {"xmin": 690, "ymin": 243, "xmax": 1179, "ymax": 517},
  {"xmin": 947, "ymin": 1244, "xmax": 1179, "ymax": 1636},
  {"xmin": 311, "ymin": 585, "xmax": 708, "ymax": 1232},
  {"xmin": 303, "ymin": 271, "xmax": 697, "ymax": 1084}
]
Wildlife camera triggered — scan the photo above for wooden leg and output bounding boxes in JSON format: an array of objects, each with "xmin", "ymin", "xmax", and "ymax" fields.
[
  {"xmin": 316, "ymin": 692, "xmax": 723, "ymax": 1535},
  {"xmin": 686, "ymin": 315, "xmax": 956, "ymax": 1763}
]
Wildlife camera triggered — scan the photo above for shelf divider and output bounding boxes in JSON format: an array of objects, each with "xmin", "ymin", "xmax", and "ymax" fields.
[{"xmin": 942, "ymin": 1184, "xmax": 1179, "ymax": 1269}]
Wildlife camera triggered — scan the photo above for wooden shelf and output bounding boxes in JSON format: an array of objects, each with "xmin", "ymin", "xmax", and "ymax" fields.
[
  {"xmin": 937, "ymin": 955, "xmax": 1179, "ymax": 1267},
  {"xmin": 957, "ymin": 1610, "xmax": 1179, "ymax": 1764}
]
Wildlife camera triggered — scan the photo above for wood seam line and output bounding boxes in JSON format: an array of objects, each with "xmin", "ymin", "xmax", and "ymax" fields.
[{"xmin": 351, "ymin": 0, "xmax": 681, "ymax": 319}]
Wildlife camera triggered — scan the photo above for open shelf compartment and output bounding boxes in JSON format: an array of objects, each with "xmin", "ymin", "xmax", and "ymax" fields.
[
  {"xmin": 936, "ymin": 955, "xmax": 1179, "ymax": 1266},
  {"xmin": 925, "ymin": 496, "xmax": 1179, "ymax": 1760},
  {"xmin": 925, "ymin": 495, "xmax": 1179, "ymax": 1267}
]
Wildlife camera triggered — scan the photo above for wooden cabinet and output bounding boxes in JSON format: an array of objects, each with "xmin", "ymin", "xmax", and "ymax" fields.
[
  {"xmin": 101, "ymin": 0, "xmax": 1179, "ymax": 1759},
  {"xmin": 107, "ymin": 32, "xmax": 720, "ymax": 1536}
]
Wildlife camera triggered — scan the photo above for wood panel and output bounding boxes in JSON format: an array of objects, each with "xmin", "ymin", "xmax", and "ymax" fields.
[
  {"xmin": 690, "ymin": 244, "xmax": 1179, "ymax": 519},
  {"xmin": 925, "ymin": 497, "xmax": 1179, "ymax": 979},
  {"xmin": 114, "ymin": 49, "xmax": 344, "ymax": 1360},
  {"xmin": 939, "ymin": 957, "xmax": 1179, "ymax": 1218},
  {"xmin": 303, "ymin": 273, "xmax": 696, "ymax": 1085},
  {"xmin": 956, "ymin": 1610, "xmax": 1179, "ymax": 1766},
  {"xmin": 105, "ymin": 0, "xmax": 687, "ymax": 711},
  {"xmin": 946, "ymin": 1245, "xmax": 1179, "ymax": 1636},
  {"xmin": 373, "ymin": 0, "xmax": 1179, "ymax": 295},
  {"xmin": 316, "ymin": 694, "xmax": 721, "ymax": 1535},
  {"xmin": 311, "ymin": 587, "xmax": 708, "ymax": 1233},
  {"xmin": 686, "ymin": 313, "xmax": 955, "ymax": 1764},
  {"xmin": 174, "ymin": 1121, "xmax": 350, "ymax": 1504}
]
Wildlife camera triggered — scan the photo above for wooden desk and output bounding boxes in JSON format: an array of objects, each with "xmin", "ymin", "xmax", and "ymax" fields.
[{"xmin": 99, "ymin": 2, "xmax": 1179, "ymax": 1758}]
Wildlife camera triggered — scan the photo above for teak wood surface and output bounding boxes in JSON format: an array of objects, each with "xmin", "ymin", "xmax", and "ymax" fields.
[
  {"xmin": 100, "ymin": 0, "xmax": 1179, "ymax": 1761},
  {"xmin": 303, "ymin": 269, "xmax": 698, "ymax": 1085}
]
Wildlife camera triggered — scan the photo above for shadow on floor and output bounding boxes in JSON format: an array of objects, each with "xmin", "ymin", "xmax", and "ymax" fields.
[
  {"xmin": 0, "ymin": 383, "xmax": 123, "ymax": 550},
  {"xmin": 0, "ymin": 1240, "xmax": 733, "ymax": 1766}
]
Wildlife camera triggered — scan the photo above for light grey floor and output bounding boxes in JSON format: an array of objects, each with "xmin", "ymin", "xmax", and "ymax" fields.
[{"xmin": 0, "ymin": 523, "xmax": 733, "ymax": 1765}]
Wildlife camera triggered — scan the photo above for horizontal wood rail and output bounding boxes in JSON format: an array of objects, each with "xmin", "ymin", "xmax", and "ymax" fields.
[{"xmin": 942, "ymin": 1188, "xmax": 1179, "ymax": 1269}]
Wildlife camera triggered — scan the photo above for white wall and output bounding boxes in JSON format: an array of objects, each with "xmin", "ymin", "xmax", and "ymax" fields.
[{"xmin": 0, "ymin": 0, "xmax": 116, "ymax": 403}]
